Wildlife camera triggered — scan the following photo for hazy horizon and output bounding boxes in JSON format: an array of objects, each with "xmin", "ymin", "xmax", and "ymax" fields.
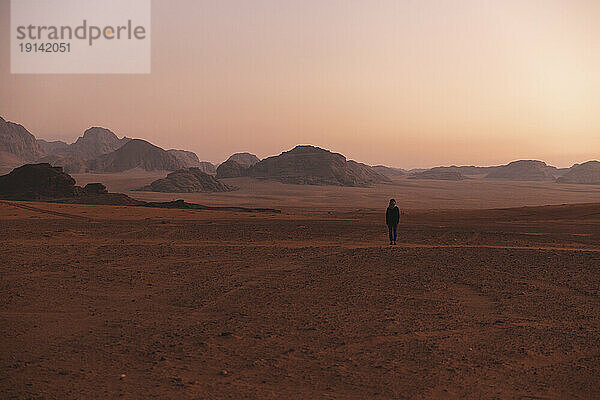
[{"xmin": 1, "ymin": 0, "xmax": 599, "ymax": 169}]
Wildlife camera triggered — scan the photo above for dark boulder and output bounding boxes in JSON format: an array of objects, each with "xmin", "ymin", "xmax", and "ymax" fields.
[
  {"xmin": 84, "ymin": 183, "xmax": 108, "ymax": 194},
  {"xmin": 0, "ymin": 163, "xmax": 81, "ymax": 200}
]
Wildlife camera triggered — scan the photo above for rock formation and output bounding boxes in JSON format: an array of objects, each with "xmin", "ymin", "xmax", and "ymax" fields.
[
  {"xmin": 0, "ymin": 117, "xmax": 44, "ymax": 166},
  {"xmin": 485, "ymin": 160, "xmax": 556, "ymax": 181},
  {"xmin": 37, "ymin": 139, "xmax": 69, "ymax": 155},
  {"xmin": 68, "ymin": 127, "xmax": 130, "ymax": 160},
  {"xmin": 0, "ymin": 163, "xmax": 277, "ymax": 212},
  {"xmin": 88, "ymin": 139, "xmax": 185, "ymax": 172},
  {"xmin": 37, "ymin": 154, "xmax": 89, "ymax": 174},
  {"xmin": 371, "ymin": 165, "xmax": 406, "ymax": 177},
  {"xmin": 226, "ymin": 152, "xmax": 260, "ymax": 167},
  {"xmin": 245, "ymin": 145, "xmax": 390, "ymax": 186},
  {"xmin": 0, "ymin": 163, "xmax": 81, "ymax": 200},
  {"xmin": 198, "ymin": 161, "xmax": 217, "ymax": 175},
  {"xmin": 137, "ymin": 168, "xmax": 232, "ymax": 193},
  {"xmin": 167, "ymin": 149, "xmax": 201, "ymax": 168},
  {"xmin": 216, "ymin": 160, "xmax": 248, "ymax": 178},
  {"xmin": 410, "ymin": 168, "xmax": 466, "ymax": 181},
  {"xmin": 83, "ymin": 183, "xmax": 108, "ymax": 194},
  {"xmin": 556, "ymin": 161, "xmax": 600, "ymax": 184}
]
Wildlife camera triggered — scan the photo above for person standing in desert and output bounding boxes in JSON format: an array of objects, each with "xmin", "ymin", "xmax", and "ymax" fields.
[{"xmin": 386, "ymin": 198, "xmax": 400, "ymax": 245}]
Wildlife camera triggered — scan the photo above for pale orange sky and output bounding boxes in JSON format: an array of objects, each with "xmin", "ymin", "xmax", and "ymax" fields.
[{"xmin": 1, "ymin": 0, "xmax": 599, "ymax": 168}]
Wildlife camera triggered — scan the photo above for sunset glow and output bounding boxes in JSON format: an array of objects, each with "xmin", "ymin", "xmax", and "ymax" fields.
[{"xmin": 1, "ymin": 0, "xmax": 598, "ymax": 168}]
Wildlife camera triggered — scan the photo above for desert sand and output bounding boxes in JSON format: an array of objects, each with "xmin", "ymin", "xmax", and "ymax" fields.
[{"xmin": 1, "ymin": 196, "xmax": 599, "ymax": 399}]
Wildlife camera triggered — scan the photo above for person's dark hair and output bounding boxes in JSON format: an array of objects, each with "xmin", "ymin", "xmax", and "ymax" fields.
[{"xmin": 389, "ymin": 198, "xmax": 396, "ymax": 207}]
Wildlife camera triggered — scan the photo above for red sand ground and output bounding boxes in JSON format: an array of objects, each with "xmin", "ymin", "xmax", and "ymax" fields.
[{"xmin": 1, "ymin": 200, "xmax": 600, "ymax": 399}]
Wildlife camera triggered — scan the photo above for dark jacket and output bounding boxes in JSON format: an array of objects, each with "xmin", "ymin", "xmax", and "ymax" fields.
[{"xmin": 386, "ymin": 206, "xmax": 400, "ymax": 226}]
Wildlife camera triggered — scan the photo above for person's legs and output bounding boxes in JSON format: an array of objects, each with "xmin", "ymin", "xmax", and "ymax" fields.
[
  {"xmin": 392, "ymin": 224, "xmax": 397, "ymax": 244},
  {"xmin": 388, "ymin": 225, "xmax": 393, "ymax": 244}
]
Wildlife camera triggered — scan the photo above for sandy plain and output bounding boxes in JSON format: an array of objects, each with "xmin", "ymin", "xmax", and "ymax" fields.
[{"xmin": 1, "ymin": 175, "xmax": 600, "ymax": 399}]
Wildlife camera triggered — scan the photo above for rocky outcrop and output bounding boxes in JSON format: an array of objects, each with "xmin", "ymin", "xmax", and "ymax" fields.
[
  {"xmin": 167, "ymin": 149, "xmax": 201, "ymax": 168},
  {"xmin": 485, "ymin": 160, "xmax": 556, "ymax": 181},
  {"xmin": 556, "ymin": 161, "xmax": 600, "ymax": 185},
  {"xmin": 410, "ymin": 168, "xmax": 466, "ymax": 181},
  {"xmin": 0, "ymin": 116, "xmax": 44, "ymax": 165},
  {"xmin": 245, "ymin": 145, "xmax": 390, "ymax": 186},
  {"xmin": 226, "ymin": 152, "xmax": 260, "ymax": 167},
  {"xmin": 0, "ymin": 163, "xmax": 81, "ymax": 200},
  {"xmin": 137, "ymin": 168, "xmax": 232, "ymax": 193},
  {"xmin": 216, "ymin": 160, "xmax": 248, "ymax": 178},
  {"xmin": 88, "ymin": 139, "xmax": 185, "ymax": 172}
]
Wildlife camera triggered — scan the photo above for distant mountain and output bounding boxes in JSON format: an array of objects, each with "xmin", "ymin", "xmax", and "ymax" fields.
[
  {"xmin": 198, "ymin": 161, "xmax": 216, "ymax": 175},
  {"xmin": 485, "ymin": 160, "xmax": 556, "ymax": 181},
  {"xmin": 436, "ymin": 166, "xmax": 494, "ymax": 176},
  {"xmin": 347, "ymin": 161, "xmax": 392, "ymax": 183},
  {"xmin": 410, "ymin": 168, "xmax": 466, "ymax": 181},
  {"xmin": 548, "ymin": 166, "xmax": 570, "ymax": 178},
  {"xmin": 167, "ymin": 149, "xmax": 201, "ymax": 168},
  {"xmin": 407, "ymin": 168, "xmax": 429, "ymax": 174},
  {"xmin": 0, "ymin": 151, "xmax": 23, "ymax": 173},
  {"xmin": 216, "ymin": 159, "xmax": 248, "ymax": 178},
  {"xmin": 245, "ymin": 145, "xmax": 390, "ymax": 186},
  {"xmin": 68, "ymin": 127, "xmax": 130, "ymax": 159},
  {"xmin": 35, "ymin": 127, "xmax": 130, "ymax": 172},
  {"xmin": 37, "ymin": 154, "xmax": 89, "ymax": 174},
  {"xmin": 88, "ymin": 139, "xmax": 185, "ymax": 172},
  {"xmin": 556, "ymin": 161, "xmax": 600, "ymax": 185},
  {"xmin": 37, "ymin": 139, "xmax": 69, "ymax": 155},
  {"xmin": 226, "ymin": 152, "xmax": 260, "ymax": 168},
  {"xmin": 0, "ymin": 116, "xmax": 44, "ymax": 166},
  {"xmin": 137, "ymin": 167, "xmax": 232, "ymax": 192},
  {"xmin": 371, "ymin": 165, "xmax": 406, "ymax": 177}
]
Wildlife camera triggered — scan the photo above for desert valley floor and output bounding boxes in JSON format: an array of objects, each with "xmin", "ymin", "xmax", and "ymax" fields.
[{"xmin": 1, "ymin": 176, "xmax": 600, "ymax": 399}]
